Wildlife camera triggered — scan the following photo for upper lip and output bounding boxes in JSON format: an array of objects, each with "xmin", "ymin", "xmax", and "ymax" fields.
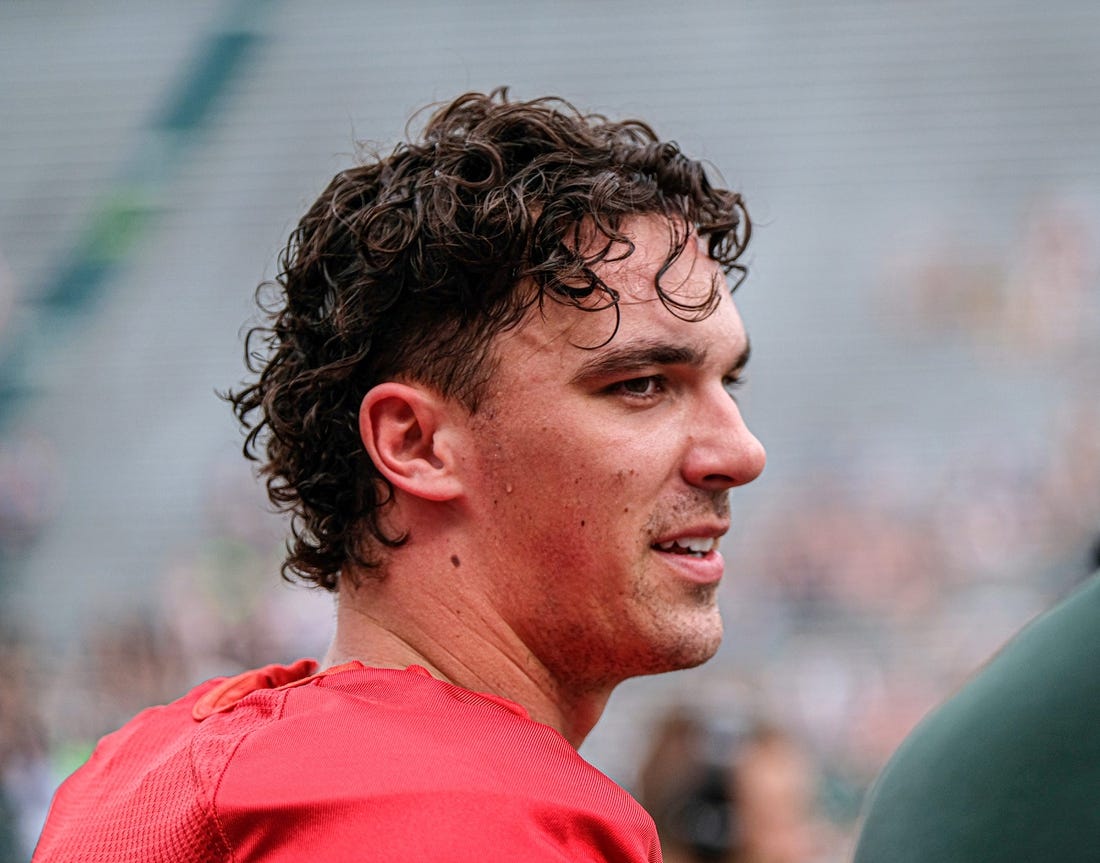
[{"xmin": 650, "ymin": 523, "xmax": 729, "ymax": 548}]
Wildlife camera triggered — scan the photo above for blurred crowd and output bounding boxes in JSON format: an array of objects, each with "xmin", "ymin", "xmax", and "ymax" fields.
[{"xmin": 0, "ymin": 433, "xmax": 333, "ymax": 860}]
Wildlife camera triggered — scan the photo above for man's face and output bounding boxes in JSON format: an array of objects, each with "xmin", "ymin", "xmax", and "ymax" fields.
[{"xmin": 462, "ymin": 215, "xmax": 766, "ymax": 691}]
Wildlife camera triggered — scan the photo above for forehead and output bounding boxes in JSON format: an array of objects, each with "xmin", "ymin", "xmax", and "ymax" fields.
[{"xmin": 497, "ymin": 215, "xmax": 746, "ymax": 374}]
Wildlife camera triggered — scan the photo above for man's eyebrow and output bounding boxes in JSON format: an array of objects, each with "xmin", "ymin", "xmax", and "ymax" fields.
[
  {"xmin": 569, "ymin": 342, "xmax": 706, "ymax": 385},
  {"xmin": 570, "ymin": 338, "xmax": 752, "ymax": 383}
]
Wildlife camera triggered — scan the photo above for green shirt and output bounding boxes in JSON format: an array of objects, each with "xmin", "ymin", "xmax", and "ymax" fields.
[{"xmin": 854, "ymin": 573, "xmax": 1100, "ymax": 863}]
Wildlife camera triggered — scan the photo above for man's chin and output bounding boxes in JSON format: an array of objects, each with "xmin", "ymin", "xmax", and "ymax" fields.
[
  {"xmin": 674, "ymin": 634, "xmax": 723, "ymax": 671},
  {"xmin": 641, "ymin": 616, "xmax": 723, "ymax": 676}
]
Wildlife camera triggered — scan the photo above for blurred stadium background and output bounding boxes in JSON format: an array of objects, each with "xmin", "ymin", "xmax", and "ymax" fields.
[{"xmin": 2, "ymin": 1, "xmax": 1099, "ymax": 859}]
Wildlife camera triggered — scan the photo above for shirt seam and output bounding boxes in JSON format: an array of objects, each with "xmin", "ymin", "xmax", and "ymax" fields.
[{"xmin": 191, "ymin": 687, "xmax": 294, "ymax": 862}]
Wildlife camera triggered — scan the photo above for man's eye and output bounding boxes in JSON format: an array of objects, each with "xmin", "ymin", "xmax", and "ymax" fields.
[
  {"xmin": 723, "ymin": 375, "xmax": 746, "ymax": 398},
  {"xmin": 614, "ymin": 376, "xmax": 663, "ymax": 397}
]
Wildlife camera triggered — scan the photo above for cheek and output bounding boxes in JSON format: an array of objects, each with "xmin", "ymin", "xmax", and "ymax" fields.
[
  {"xmin": 490, "ymin": 456, "xmax": 621, "ymax": 549},
  {"xmin": 475, "ymin": 405, "xmax": 670, "ymax": 535}
]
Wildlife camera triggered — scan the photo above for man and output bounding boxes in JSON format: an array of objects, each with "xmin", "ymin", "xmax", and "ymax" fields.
[
  {"xmin": 33, "ymin": 88, "xmax": 766, "ymax": 861},
  {"xmin": 853, "ymin": 568, "xmax": 1100, "ymax": 862}
]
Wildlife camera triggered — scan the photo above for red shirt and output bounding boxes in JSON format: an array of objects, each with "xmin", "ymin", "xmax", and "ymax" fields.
[{"xmin": 34, "ymin": 661, "xmax": 661, "ymax": 862}]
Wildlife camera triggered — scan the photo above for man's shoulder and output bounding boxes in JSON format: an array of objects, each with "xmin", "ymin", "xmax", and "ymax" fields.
[
  {"xmin": 214, "ymin": 662, "xmax": 607, "ymax": 796},
  {"xmin": 207, "ymin": 663, "xmax": 659, "ymax": 861},
  {"xmin": 854, "ymin": 573, "xmax": 1100, "ymax": 863},
  {"xmin": 36, "ymin": 662, "xmax": 660, "ymax": 862}
]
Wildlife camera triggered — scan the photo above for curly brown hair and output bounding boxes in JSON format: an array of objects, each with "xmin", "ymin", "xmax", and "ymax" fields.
[{"xmin": 226, "ymin": 87, "xmax": 751, "ymax": 591}]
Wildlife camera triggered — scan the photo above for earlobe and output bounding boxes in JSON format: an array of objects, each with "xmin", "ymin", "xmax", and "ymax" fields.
[{"xmin": 359, "ymin": 383, "xmax": 464, "ymax": 502}]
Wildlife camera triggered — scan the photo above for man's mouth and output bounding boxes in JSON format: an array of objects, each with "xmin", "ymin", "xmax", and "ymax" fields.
[{"xmin": 653, "ymin": 537, "xmax": 720, "ymax": 558}]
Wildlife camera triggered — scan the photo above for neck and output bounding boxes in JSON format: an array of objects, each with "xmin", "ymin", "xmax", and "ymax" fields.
[{"xmin": 322, "ymin": 568, "xmax": 612, "ymax": 748}]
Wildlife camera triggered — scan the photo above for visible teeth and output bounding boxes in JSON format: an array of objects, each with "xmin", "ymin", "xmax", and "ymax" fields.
[{"xmin": 655, "ymin": 537, "xmax": 717, "ymax": 555}]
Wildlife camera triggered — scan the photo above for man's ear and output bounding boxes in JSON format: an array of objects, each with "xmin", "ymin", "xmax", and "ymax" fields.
[{"xmin": 358, "ymin": 382, "xmax": 465, "ymax": 502}]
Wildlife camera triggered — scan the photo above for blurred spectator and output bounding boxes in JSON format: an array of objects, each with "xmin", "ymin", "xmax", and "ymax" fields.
[
  {"xmin": 730, "ymin": 725, "xmax": 828, "ymax": 863},
  {"xmin": 637, "ymin": 710, "xmax": 830, "ymax": 863},
  {"xmin": 0, "ymin": 624, "xmax": 52, "ymax": 862},
  {"xmin": 0, "ymin": 428, "xmax": 61, "ymax": 558},
  {"xmin": 0, "ymin": 249, "xmax": 12, "ymax": 348},
  {"xmin": 1002, "ymin": 196, "xmax": 1097, "ymax": 357},
  {"xmin": 884, "ymin": 194, "xmax": 1099, "ymax": 360},
  {"xmin": 637, "ymin": 709, "xmax": 729, "ymax": 863},
  {"xmin": 158, "ymin": 454, "xmax": 331, "ymax": 683}
]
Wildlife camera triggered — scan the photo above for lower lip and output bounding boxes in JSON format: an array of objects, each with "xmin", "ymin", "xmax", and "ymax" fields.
[{"xmin": 653, "ymin": 547, "xmax": 725, "ymax": 584}]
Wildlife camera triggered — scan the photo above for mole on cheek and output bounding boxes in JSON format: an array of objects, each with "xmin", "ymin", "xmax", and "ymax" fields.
[{"xmin": 450, "ymin": 555, "xmax": 461, "ymax": 568}]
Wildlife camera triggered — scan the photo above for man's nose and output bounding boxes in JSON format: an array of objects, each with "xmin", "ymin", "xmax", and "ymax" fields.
[{"xmin": 681, "ymin": 387, "xmax": 766, "ymax": 492}]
